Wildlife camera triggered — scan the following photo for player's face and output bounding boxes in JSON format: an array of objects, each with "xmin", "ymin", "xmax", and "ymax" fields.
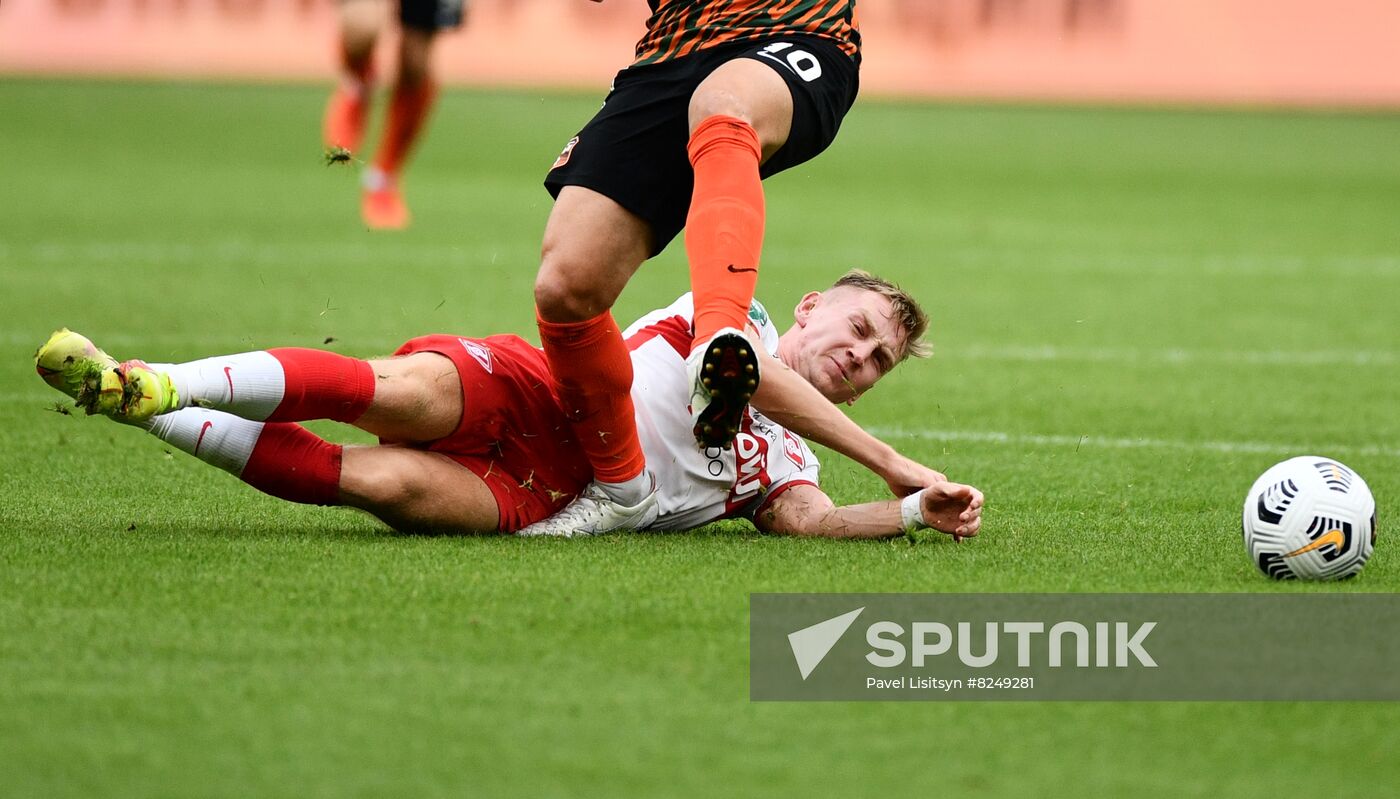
[{"xmin": 786, "ymin": 287, "xmax": 908, "ymax": 404}]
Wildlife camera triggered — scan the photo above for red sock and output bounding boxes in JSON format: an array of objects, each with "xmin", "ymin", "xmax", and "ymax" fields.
[
  {"xmin": 536, "ymin": 310, "xmax": 646, "ymax": 484},
  {"xmin": 686, "ymin": 114, "xmax": 764, "ymax": 347},
  {"xmin": 240, "ymin": 424, "xmax": 344, "ymax": 506},
  {"xmin": 373, "ymin": 78, "xmax": 438, "ymax": 176},
  {"xmin": 266, "ymin": 348, "xmax": 375, "ymax": 423}
]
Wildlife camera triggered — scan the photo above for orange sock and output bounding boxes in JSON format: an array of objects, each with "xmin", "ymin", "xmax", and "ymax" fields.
[
  {"xmin": 536, "ymin": 309, "xmax": 646, "ymax": 485},
  {"xmin": 324, "ymin": 42, "xmax": 373, "ymax": 152},
  {"xmin": 685, "ymin": 114, "xmax": 764, "ymax": 348},
  {"xmin": 373, "ymin": 78, "xmax": 438, "ymax": 175}
]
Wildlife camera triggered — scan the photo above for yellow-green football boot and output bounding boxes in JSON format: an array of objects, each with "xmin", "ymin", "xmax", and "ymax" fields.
[
  {"xmin": 107, "ymin": 360, "xmax": 180, "ymax": 422},
  {"xmin": 35, "ymin": 328, "xmax": 121, "ymax": 413},
  {"xmin": 34, "ymin": 329, "xmax": 178, "ymax": 421}
]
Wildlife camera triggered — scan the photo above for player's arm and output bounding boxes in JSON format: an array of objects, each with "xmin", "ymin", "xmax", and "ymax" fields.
[
  {"xmin": 755, "ymin": 482, "xmax": 984, "ymax": 540},
  {"xmin": 746, "ymin": 332, "xmax": 946, "ymax": 496}
]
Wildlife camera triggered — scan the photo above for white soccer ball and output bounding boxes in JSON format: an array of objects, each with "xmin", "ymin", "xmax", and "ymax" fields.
[{"xmin": 1241, "ymin": 456, "xmax": 1377, "ymax": 580}]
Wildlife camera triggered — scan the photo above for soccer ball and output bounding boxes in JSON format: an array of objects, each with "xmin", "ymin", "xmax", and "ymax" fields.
[{"xmin": 1241, "ymin": 456, "xmax": 1377, "ymax": 580}]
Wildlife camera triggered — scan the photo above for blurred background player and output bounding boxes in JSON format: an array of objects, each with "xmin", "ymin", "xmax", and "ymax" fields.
[
  {"xmin": 533, "ymin": 0, "xmax": 871, "ymax": 534},
  {"xmin": 322, "ymin": 0, "xmax": 465, "ymax": 229}
]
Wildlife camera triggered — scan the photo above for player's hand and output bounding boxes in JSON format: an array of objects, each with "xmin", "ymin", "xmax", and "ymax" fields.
[
  {"xmin": 920, "ymin": 481, "xmax": 984, "ymax": 540},
  {"xmin": 881, "ymin": 455, "xmax": 947, "ymax": 498}
]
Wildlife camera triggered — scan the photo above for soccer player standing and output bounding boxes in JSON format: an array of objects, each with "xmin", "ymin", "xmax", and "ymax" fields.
[
  {"xmin": 322, "ymin": 0, "xmax": 465, "ymax": 229},
  {"xmin": 529, "ymin": 0, "xmax": 880, "ymax": 535}
]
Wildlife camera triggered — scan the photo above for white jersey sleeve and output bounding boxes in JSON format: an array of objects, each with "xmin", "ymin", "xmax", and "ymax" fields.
[{"xmin": 623, "ymin": 294, "xmax": 820, "ymax": 531}]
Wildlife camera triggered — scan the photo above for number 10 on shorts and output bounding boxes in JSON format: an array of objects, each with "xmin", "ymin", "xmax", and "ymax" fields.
[{"xmin": 759, "ymin": 42, "xmax": 823, "ymax": 82}]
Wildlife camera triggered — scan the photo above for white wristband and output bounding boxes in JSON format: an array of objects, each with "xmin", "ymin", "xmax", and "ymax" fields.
[{"xmin": 901, "ymin": 490, "xmax": 930, "ymax": 533}]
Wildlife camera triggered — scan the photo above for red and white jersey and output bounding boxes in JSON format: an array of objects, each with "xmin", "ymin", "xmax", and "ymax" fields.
[{"xmin": 624, "ymin": 294, "xmax": 822, "ymax": 531}]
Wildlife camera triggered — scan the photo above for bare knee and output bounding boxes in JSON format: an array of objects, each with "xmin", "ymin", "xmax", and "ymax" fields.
[
  {"xmin": 689, "ymin": 86, "xmax": 756, "ymax": 128},
  {"xmin": 534, "ymin": 189, "xmax": 652, "ymax": 322},
  {"xmin": 533, "ymin": 250, "xmax": 619, "ymax": 322},
  {"xmin": 339, "ymin": 0, "xmax": 387, "ymax": 62},
  {"xmin": 688, "ymin": 59, "xmax": 794, "ymax": 158}
]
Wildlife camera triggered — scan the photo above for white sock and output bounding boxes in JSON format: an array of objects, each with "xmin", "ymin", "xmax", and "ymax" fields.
[
  {"xmin": 340, "ymin": 74, "xmax": 369, "ymax": 98},
  {"xmin": 362, "ymin": 166, "xmax": 393, "ymax": 191},
  {"xmin": 142, "ymin": 408, "xmax": 264, "ymax": 477},
  {"xmin": 161, "ymin": 351, "xmax": 286, "ymax": 421},
  {"xmin": 597, "ymin": 470, "xmax": 653, "ymax": 506}
]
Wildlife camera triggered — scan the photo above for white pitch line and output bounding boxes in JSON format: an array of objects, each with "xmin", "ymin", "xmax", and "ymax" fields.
[
  {"xmin": 944, "ymin": 344, "xmax": 1400, "ymax": 367},
  {"xmin": 9, "ymin": 240, "xmax": 1399, "ymax": 276},
  {"xmin": 867, "ymin": 428, "xmax": 1400, "ymax": 460},
  {"xmin": 0, "ymin": 331, "xmax": 473, "ymax": 349},
  {"xmin": 780, "ymin": 244, "xmax": 1400, "ymax": 278},
  {"xmin": 1, "ymin": 239, "xmax": 516, "ymax": 267},
  {"xmin": 2, "ymin": 392, "xmax": 55, "ymax": 403},
  {"xmin": 936, "ymin": 249, "xmax": 1400, "ymax": 279},
  {"xmin": 7, "ymin": 393, "xmax": 1394, "ymax": 460}
]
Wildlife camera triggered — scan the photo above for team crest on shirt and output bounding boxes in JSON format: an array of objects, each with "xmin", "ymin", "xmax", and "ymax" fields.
[
  {"xmin": 783, "ymin": 430, "xmax": 806, "ymax": 469},
  {"xmin": 552, "ymin": 136, "xmax": 580, "ymax": 170},
  {"xmin": 457, "ymin": 338, "xmax": 493, "ymax": 373}
]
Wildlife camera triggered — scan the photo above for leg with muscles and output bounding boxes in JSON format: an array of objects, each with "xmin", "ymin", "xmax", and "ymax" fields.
[
  {"xmin": 157, "ymin": 349, "xmax": 462, "ymax": 443},
  {"xmin": 339, "ymin": 446, "xmax": 500, "ymax": 533},
  {"xmin": 37, "ymin": 328, "xmax": 460, "ymax": 446},
  {"xmin": 144, "ymin": 409, "xmax": 342, "ymax": 506},
  {"xmin": 36, "ymin": 332, "xmax": 494, "ymax": 529},
  {"xmin": 683, "ymin": 58, "xmax": 793, "ymax": 446},
  {"xmin": 362, "ymin": 26, "xmax": 440, "ymax": 230},
  {"xmin": 324, "ymin": 0, "xmax": 388, "ymax": 151},
  {"xmin": 521, "ymin": 187, "xmax": 658, "ymax": 536},
  {"xmin": 151, "ymin": 348, "xmax": 378, "ymax": 425},
  {"xmin": 143, "ymin": 409, "xmax": 499, "ymax": 532}
]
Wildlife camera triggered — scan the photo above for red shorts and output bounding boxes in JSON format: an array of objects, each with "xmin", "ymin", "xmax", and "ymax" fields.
[{"xmin": 390, "ymin": 335, "xmax": 593, "ymax": 532}]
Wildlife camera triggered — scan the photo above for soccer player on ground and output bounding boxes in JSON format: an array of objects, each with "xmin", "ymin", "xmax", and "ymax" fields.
[
  {"xmin": 322, "ymin": 0, "xmax": 464, "ymax": 229},
  {"xmin": 534, "ymin": 1, "xmax": 906, "ymax": 534},
  {"xmin": 34, "ymin": 273, "xmax": 982, "ymax": 540}
]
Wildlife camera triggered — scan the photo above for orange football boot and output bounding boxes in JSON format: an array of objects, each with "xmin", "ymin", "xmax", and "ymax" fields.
[{"xmin": 361, "ymin": 168, "xmax": 410, "ymax": 230}]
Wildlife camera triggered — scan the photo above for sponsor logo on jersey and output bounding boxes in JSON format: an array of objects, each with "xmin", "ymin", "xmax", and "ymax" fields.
[
  {"xmin": 783, "ymin": 430, "xmax": 806, "ymax": 469},
  {"xmin": 731, "ymin": 431, "xmax": 774, "ymax": 502},
  {"xmin": 552, "ymin": 136, "xmax": 580, "ymax": 170},
  {"xmin": 458, "ymin": 338, "xmax": 493, "ymax": 373},
  {"xmin": 748, "ymin": 301, "xmax": 769, "ymax": 328}
]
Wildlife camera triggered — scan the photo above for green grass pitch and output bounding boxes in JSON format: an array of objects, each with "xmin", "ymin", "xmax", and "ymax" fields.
[{"xmin": 1, "ymin": 78, "xmax": 1398, "ymax": 797}]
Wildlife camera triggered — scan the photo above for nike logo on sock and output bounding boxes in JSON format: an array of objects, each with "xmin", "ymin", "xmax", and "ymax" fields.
[
  {"xmin": 194, "ymin": 420, "xmax": 214, "ymax": 456},
  {"xmin": 726, "ymin": 264, "xmax": 758, "ymax": 273},
  {"xmin": 223, "ymin": 366, "xmax": 235, "ymax": 400}
]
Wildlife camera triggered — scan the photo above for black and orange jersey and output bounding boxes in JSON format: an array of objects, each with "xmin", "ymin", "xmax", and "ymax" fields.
[{"xmin": 633, "ymin": 0, "xmax": 861, "ymax": 66}]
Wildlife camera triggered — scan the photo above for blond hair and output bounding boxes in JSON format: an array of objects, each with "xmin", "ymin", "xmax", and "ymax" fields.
[{"xmin": 830, "ymin": 269, "xmax": 931, "ymax": 360}]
